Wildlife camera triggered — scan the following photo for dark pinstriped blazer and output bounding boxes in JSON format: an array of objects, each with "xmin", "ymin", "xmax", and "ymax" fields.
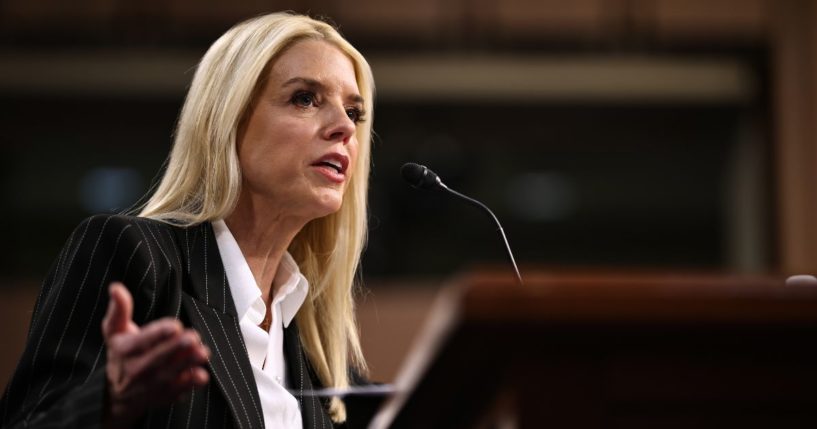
[{"xmin": 0, "ymin": 214, "xmax": 338, "ymax": 429}]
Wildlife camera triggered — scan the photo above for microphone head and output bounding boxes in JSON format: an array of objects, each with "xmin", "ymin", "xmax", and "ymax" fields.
[{"xmin": 401, "ymin": 162, "xmax": 442, "ymax": 190}]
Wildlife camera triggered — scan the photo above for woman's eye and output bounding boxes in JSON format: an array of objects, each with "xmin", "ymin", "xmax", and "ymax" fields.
[
  {"xmin": 291, "ymin": 91, "xmax": 315, "ymax": 108},
  {"xmin": 346, "ymin": 107, "xmax": 365, "ymax": 124}
]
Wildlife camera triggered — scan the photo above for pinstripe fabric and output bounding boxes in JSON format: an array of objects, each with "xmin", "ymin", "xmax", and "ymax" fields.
[
  {"xmin": 284, "ymin": 324, "xmax": 335, "ymax": 429},
  {"xmin": 0, "ymin": 215, "xmax": 339, "ymax": 429}
]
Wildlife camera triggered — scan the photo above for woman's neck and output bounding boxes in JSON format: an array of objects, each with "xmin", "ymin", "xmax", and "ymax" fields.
[{"xmin": 224, "ymin": 197, "xmax": 307, "ymax": 302}]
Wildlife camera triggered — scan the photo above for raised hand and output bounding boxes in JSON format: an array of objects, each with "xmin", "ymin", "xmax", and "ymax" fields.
[{"xmin": 101, "ymin": 282, "xmax": 210, "ymax": 428}]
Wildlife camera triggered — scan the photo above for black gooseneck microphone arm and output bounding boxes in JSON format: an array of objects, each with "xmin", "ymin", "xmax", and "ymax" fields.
[{"xmin": 401, "ymin": 162, "xmax": 523, "ymax": 286}]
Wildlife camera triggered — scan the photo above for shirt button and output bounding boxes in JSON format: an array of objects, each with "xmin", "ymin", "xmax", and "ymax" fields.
[{"xmin": 275, "ymin": 375, "xmax": 282, "ymax": 383}]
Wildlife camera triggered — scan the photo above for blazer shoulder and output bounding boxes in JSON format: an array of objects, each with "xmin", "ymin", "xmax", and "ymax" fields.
[
  {"xmin": 54, "ymin": 214, "xmax": 192, "ymax": 325},
  {"xmin": 61, "ymin": 214, "xmax": 187, "ymax": 290},
  {"xmin": 71, "ymin": 213, "xmax": 178, "ymax": 234},
  {"xmin": 68, "ymin": 214, "xmax": 190, "ymax": 253}
]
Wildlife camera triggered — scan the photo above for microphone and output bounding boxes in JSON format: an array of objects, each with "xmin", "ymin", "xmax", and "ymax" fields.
[
  {"xmin": 401, "ymin": 162, "xmax": 523, "ymax": 286},
  {"xmin": 400, "ymin": 163, "xmax": 443, "ymax": 190}
]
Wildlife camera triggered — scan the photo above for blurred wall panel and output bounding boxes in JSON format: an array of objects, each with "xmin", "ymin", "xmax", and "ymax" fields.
[
  {"xmin": 485, "ymin": 0, "xmax": 612, "ymax": 40},
  {"xmin": 0, "ymin": 285, "xmax": 37, "ymax": 390},
  {"xmin": 772, "ymin": 0, "xmax": 817, "ymax": 274},
  {"xmin": 0, "ymin": 0, "xmax": 338, "ymax": 46},
  {"xmin": 0, "ymin": 0, "xmax": 114, "ymax": 25},
  {"xmin": 644, "ymin": 0, "xmax": 770, "ymax": 41},
  {"xmin": 334, "ymin": 0, "xmax": 457, "ymax": 43}
]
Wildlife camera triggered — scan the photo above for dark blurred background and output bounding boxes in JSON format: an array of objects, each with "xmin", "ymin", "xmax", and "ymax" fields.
[{"xmin": 3, "ymin": 0, "xmax": 817, "ymax": 383}]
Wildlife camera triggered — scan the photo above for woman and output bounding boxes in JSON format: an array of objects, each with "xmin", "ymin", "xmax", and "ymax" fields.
[{"xmin": 1, "ymin": 12, "xmax": 374, "ymax": 429}]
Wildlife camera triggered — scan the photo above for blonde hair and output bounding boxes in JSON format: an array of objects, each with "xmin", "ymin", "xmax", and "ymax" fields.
[{"xmin": 139, "ymin": 12, "xmax": 373, "ymax": 422}]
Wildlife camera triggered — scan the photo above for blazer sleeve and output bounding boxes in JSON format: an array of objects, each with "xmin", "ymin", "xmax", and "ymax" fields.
[{"xmin": 0, "ymin": 214, "xmax": 173, "ymax": 429}]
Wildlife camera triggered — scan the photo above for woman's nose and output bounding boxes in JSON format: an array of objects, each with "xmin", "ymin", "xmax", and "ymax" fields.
[{"xmin": 323, "ymin": 104, "xmax": 356, "ymax": 143}]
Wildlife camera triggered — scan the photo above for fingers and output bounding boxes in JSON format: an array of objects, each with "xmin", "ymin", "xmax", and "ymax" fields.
[
  {"xmin": 166, "ymin": 367, "xmax": 210, "ymax": 396},
  {"xmin": 102, "ymin": 282, "xmax": 134, "ymax": 338},
  {"xmin": 111, "ymin": 319, "xmax": 183, "ymax": 357},
  {"xmin": 105, "ymin": 325, "xmax": 211, "ymax": 417},
  {"xmin": 101, "ymin": 283, "xmax": 212, "ymax": 424},
  {"xmin": 129, "ymin": 335, "xmax": 210, "ymax": 407},
  {"xmin": 131, "ymin": 330, "xmax": 209, "ymax": 381},
  {"xmin": 172, "ymin": 367, "xmax": 210, "ymax": 394},
  {"xmin": 146, "ymin": 368, "xmax": 210, "ymax": 407}
]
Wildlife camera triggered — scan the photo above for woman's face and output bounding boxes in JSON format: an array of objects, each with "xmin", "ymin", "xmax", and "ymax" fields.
[{"xmin": 237, "ymin": 39, "xmax": 364, "ymax": 222}]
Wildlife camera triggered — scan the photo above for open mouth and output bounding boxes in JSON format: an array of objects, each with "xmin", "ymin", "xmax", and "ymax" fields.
[
  {"xmin": 317, "ymin": 159, "xmax": 343, "ymax": 174},
  {"xmin": 312, "ymin": 154, "xmax": 349, "ymax": 176}
]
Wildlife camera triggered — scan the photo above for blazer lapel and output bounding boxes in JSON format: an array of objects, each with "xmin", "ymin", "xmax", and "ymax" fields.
[
  {"xmin": 284, "ymin": 322, "xmax": 335, "ymax": 429},
  {"xmin": 176, "ymin": 222, "xmax": 265, "ymax": 429}
]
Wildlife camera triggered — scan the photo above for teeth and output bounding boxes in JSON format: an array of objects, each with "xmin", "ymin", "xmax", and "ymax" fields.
[{"xmin": 321, "ymin": 160, "xmax": 342, "ymax": 173}]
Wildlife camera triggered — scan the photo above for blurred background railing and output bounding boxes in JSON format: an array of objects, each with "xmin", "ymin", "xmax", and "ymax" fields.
[{"xmin": 2, "ymin": 0, "xmax": 817, "ymax": 386}]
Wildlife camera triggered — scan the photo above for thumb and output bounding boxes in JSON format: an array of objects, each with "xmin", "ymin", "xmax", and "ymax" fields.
[{"xmin": 102, "ymin": 282, "xmax": 134, "ymax": 338}]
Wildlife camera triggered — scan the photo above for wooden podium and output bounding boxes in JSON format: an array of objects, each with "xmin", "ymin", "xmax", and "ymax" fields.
[{"xmin": 371, "ymin": 271, "xmax": 817, "ymax": 428}]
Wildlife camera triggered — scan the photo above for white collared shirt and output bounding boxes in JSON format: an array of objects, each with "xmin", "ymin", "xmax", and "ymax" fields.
[{"xmin": 212, "ymin": 220, "xmax": 308, "ymax": 429}]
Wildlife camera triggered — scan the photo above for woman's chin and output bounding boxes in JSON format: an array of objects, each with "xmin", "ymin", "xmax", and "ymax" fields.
[{"xmin": 310, "ymin": 194, "xmax": 343, "ymax": 218}]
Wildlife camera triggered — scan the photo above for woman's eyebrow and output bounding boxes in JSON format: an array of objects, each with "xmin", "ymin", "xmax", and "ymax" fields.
[
  {"xmin": 282, "ymin": 76, "xmax": 363, "ymax": 104},
  {"xmin": 282, "ymin": 76, "xmax": 322, "ymax": 89}
]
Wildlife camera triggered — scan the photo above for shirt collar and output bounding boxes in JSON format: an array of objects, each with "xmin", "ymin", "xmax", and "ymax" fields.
[
  {"xmin": 212, "ymin": 220, "xmax": 308, "ymax": 327},
  {"xmin": 275, "ymin": 252, "xmax": 309, "ymax": 327}
]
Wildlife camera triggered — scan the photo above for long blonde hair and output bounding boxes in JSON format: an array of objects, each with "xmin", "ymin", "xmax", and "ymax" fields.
[{"xmin": 139, "ymin": 12, "xmax": 373, "ymax": 422}]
